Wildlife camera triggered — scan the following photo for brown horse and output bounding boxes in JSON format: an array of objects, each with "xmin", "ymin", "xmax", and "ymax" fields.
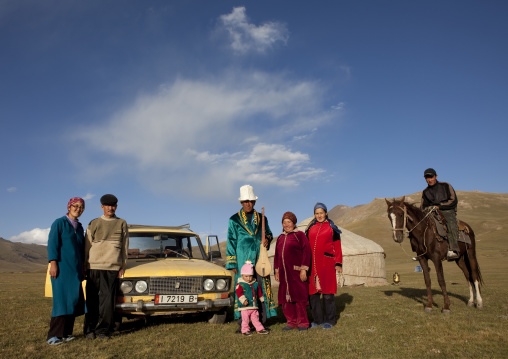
[{"xmin": 385, "ymin": 197, "xmax": 483, "ymax": 313}]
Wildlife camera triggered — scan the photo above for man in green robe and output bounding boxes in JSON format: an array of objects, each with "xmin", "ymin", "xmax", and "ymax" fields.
[{"xmin": 227, "ymin": 185, "xmax": 277, "ymax": 331}]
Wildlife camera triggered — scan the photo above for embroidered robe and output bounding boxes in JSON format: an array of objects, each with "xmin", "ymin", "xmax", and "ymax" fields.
[{"xmin": 226, "ymin": 209, "xmax": 277, "ymax": 319}]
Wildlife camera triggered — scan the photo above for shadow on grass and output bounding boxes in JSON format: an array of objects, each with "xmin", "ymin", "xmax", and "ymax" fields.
[
  {"xmin": 115, "ymin": 310, "xmax": 229, "ymax": 335},
  {"xmin": 292, "ymin": 292, "xmax": 353, "ymax": 325},
  {"xmin": 382, "ymin": 286, "xmax": 469, "ymax": 308},
  {"xmin": 119, "ymin": 293, "xmax": 356, "ymax": 333},
  {"xmin": 337, "ymin": 292, "xmax": 353, "ymax": 319}
]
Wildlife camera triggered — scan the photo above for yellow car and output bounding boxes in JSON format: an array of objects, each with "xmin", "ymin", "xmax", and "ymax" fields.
[{"xmin": 46, "ymin": 224, "xmax": 234, "ymax": 324}]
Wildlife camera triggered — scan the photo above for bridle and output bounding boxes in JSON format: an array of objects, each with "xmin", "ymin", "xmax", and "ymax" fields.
[
  {"xmin": 389, "ymin": 203, "xmax": 435, "ymax": 236},
  {"xmin": 390, "ymin": 204, "xmax": 410, "ymax": 234},
  {"xmin": 389, "ymin": 203, "xmax": 436, "ymax": 259}
]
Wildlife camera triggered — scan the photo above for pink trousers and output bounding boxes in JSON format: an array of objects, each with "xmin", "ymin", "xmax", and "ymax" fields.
[{"xmin": 240, "ymin": 309, "xmax": 265, "ymax": 333}]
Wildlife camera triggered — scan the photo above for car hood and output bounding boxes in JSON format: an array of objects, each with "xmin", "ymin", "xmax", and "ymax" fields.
[{"xmin": 124, "ymin": 258, "xmax": 232, "ymax": 277}]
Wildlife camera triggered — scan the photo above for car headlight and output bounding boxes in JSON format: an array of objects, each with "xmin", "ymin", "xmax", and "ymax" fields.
[
  {"xmin": 120, "ymin": 281, "xmax": 133, "ymax": 294},
  {"xmin": 203, "ymin": 278, "xmax": 215, "ymax": 291},
  {"xmin": 216, "ymin": 279, "xmax": 227, "ymax": 291},
  {"xmin": 135, "ymin": 280, "xmax": 148, "ymax": 293}
]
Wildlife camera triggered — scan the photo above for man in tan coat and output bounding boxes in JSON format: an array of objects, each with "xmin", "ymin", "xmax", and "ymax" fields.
[{"xmin": 83, "ymin": 194, "xmax": 129, "ymax": 339}]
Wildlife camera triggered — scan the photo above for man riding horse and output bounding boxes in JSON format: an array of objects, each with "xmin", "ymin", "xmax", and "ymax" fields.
[{"xmin": 421, "ymin": 168, "xmax": 459, "ymax": 260}]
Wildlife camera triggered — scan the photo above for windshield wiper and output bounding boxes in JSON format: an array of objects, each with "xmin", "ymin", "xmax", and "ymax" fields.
[{"xmin": 164, "ymin": 249, "xmax": 191, "ymax": 260}]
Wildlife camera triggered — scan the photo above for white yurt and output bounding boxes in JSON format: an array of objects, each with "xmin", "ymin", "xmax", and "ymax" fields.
[{"xmin": 268, "ymin": 217, "xmax": 387, "ymax": 287}]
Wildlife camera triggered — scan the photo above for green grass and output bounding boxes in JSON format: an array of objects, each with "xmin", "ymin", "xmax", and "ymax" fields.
[
  {"xmin": 1, "ymin": 250, "xmax": 507, "ymax": 359},
  {"xmin": 3, "ymin": 191, "xmax": 506, "ymax": 358}
]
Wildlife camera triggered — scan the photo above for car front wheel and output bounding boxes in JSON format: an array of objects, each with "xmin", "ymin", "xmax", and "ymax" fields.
[
  {"xmin": 208, "ymin": 308, "xmax": 228, "ymax": 324},
  {"xmin": 113, "ymin": 315, "xmax": 122, "ymax": 332}
]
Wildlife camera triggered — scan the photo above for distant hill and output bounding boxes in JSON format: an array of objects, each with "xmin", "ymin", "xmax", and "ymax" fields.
[
  {"xmin": 325, "ymin": 191, "xmax": 508, "ymax": 269},
  {"xmin": 2, "ymin": 191, "xmax": 507, "ymax": 273},
  {"xmin": 0, "ymin": 237, "xmax": 47, "ymax": 272}
]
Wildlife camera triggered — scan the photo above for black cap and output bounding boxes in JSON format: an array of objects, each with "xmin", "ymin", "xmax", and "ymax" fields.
[
  {"xmin": 423, "ymin": 168, "xmax": 437, "ymax": 178},
  {"xmin": 100, "ymin": 194, "xmax": 118, "ymax": 206}
]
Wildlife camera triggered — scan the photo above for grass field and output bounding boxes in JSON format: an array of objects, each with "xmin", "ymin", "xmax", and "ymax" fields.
[
  {"xmin": 2, "ymin": 191, "xmax": 507, "ymax": 358},
  {"xmin": 1, "ymin": 251, "xmax": 507, "ymax": 359}
]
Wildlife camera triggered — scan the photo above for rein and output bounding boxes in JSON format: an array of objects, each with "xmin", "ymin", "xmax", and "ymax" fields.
[
  {"xmin": 390, "ymin": 204, "xmax": 436, "ymax": 259},
  {"xmin": 390, "ymin": 204, "xmax": 435, "ymax": 235}
]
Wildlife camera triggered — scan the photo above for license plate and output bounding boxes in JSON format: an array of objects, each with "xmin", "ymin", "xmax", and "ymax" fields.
[{"xmin": 156, "ymin": 294, "xmax": 198, "ymax": 304}]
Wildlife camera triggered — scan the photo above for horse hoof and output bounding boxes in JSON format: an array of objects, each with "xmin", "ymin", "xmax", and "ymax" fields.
[
  {"xmin": 424, "ymin": 307, "xmax": 433, "ymax": 313},
  {"xmin": 467, "ymin": 302, "xmax": 474, "ymax": 307},
  {"xmin": 441, "ymin": 309, "xmax": 451, "ymax": 314},
  {"xmin": 476, "ymin": 304, "xmax": 484, "ymax": 310}
]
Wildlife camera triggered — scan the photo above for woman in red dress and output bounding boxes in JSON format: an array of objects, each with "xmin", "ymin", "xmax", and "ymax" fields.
[
  {"xmin": 305, "ymin": 203, "xmax": 343, "ymax": 329},
  {"xmin": 274, "ymin": 212, "xmax": 311, "ymax": 331}
]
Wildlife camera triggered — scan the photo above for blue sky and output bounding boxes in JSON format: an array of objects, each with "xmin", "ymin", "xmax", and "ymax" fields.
[{"xmin": 1, "ymin": 1, "xmax": 507, "ymax": 245}]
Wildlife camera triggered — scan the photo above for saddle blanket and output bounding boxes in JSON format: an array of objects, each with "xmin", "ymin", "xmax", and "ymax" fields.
[
  {"xmin": 432, "ymin": 216, "xmax": 471, "ymax": 244},
  {"xmin": 459, "ymin": 230, "xmax": 471, "ymax": 245}
]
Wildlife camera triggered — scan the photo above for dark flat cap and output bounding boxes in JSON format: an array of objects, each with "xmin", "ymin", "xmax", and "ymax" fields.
[{"xmin": 100, "ymin": 194, "xmax": 118, "ymax": 206}]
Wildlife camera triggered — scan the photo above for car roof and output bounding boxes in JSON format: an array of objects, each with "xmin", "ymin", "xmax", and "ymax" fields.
[{"xmin": 128, "ymin": 224, "xmax": 198, "ymax": 236}]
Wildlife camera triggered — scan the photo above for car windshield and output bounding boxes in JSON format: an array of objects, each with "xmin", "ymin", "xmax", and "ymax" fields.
[{"xmin": 127, "ymin": 232, "xmax": 206, "ymax": 260}]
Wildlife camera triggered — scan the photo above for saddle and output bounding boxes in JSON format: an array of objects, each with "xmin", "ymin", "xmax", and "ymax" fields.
[{"xmin": 431, "ymin": 212, "xmax": 471, "ymax": 244}]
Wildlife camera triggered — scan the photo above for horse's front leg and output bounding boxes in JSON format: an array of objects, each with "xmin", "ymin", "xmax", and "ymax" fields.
[
  {"xmin": 432, "ymin": 257, "xmax": 451, "ymax": 313},
  {"xmin": 419, "ymin": 257, "xmax": 434, "ymax": 312}
]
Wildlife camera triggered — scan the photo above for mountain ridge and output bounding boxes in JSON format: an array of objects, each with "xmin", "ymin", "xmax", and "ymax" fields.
[{"xmin": 2, "ymin": 190, "xmax": 506, "ymax": 272}]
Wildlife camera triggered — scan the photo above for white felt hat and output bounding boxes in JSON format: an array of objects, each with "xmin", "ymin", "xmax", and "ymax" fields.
[{"xmin": 238, "ymin": 185, "xmax": 258, "ymax": 202}]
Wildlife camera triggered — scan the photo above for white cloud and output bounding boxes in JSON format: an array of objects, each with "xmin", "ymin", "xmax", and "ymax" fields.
[
  {"xmin": 9, "ymin": 228, "xmax": 50, "ymax": 245},
  {"xmin": 82, "ymin": 193, "xmax": 95, "ymax": 201},
  {"xmin": 237, "ymin": 143, "xmax": 309, "ymax": 170},
  {"xmin": 7, "ymin": 187, "xmax": 17, "ymax": 192},
  {"xmin": 332, "ymin": 102, "xmax": 345, "ymax": 110},
  {"xmin": 242, "ymin": 136, "xmax": 259, "ymax": 144},
  {"xmin": 219, "ymin": 7, "xmax": 289, "ymax": 54},
  {"xmin": 75, "ymin": 71, "xmax": 338, "ymax": 200},
  {"xmin": 292, "ymin": 128, "xmax": 317, "ymax": 142}
]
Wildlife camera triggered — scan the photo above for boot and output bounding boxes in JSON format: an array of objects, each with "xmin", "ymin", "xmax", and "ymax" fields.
[{"xmin": 447, "ymin": 250, "xmax": 459, "ymax": 260}]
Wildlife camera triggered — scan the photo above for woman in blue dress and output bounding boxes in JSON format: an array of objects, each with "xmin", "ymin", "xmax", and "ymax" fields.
[{"xmin": 46, "ymin": 197, "xmax": 86, "ymax": 345}]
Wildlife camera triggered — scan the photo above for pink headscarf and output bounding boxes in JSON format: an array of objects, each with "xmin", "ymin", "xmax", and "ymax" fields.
[{"xmin": 67, "ymin": 197, "xmax": 85, "ymax": 213}]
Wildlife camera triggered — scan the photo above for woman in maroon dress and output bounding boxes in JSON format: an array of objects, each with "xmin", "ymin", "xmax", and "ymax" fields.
[
  {"xmin": 274, "ymin": 212, "xmax": 311, "ymax": 331},
  {"xmin": 305, "ymin": 203, "xmax": 343, "ymax": 329}
]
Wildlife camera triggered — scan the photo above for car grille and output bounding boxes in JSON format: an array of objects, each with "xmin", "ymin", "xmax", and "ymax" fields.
[{"xmin": 149, "ymin": 277, "xmax": 203, "ymax": 295}]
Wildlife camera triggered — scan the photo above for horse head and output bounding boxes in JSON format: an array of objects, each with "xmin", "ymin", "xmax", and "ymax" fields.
[{"xmin": 385, "ymin": 196, "xmax": 407, "ymax": 243}]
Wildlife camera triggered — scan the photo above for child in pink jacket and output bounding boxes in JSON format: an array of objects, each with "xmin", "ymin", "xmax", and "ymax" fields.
[{"xmin": 235, "ymin": 261, "xmax": 270, "ymax": 336}]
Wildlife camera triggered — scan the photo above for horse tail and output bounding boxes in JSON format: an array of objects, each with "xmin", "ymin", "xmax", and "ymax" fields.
[
  {"xmin": 477, "ymin": 262, "xmax": 484, "ymax": 286},
  {"xmin": 464, "ymin": 249, "xmax": 484, "ymax": 286},
  {"xmin": 464, "ymin": 225, "xmax": 484, "ymax": 287}
]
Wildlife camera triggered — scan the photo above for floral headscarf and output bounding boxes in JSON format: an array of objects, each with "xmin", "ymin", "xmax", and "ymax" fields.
[{"xmin": 67, "ymin": 197, "xmax": 85, "ymax": 213}]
